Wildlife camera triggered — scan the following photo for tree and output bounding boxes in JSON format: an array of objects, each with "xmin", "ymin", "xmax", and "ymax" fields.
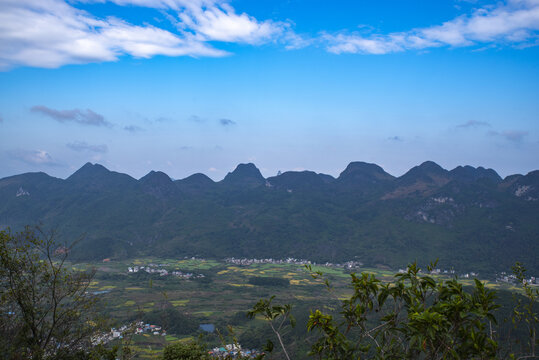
[
  {"xmin": 161, "ymin": 342, "xmax": 209, "ymax": 360},
  {"xmin": 251, "ymin": 261, "xmax": 501, "ymax": 359},
  {"xmin": 510, "ymin": 262, "xmax": 538, "ymax": 359},
  {"xmin": 0, "ymin": 227, "xmax": 103, "ymax": 359},
  {"xmin": 247, "ymin": 296, "xmax": 296, "ymax": 360}
]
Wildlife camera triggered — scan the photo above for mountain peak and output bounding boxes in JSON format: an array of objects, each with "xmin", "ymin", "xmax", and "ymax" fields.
[
  {"xmin": 340, "ymin": 162, "xmax": 393, "ymax": 178},
  {"xmin": 140, "ymin": 170, "xmax": 172, "ymax": 184},
  {"xmin": 66, "ymin": 162, "xmax": 136, "ymax": 189},
  {"xmin": 394, "ymin": 161, "xmax": 450, "ymax": 192},
  {"xmin": 450, "ymin": 165, "xmax": 501, "ymax": 183},
  {"xmin": 222, "ymin": 163, "xmax": 265, "ymax": 187},
  {"xmin": 139, "ymin": 171, "xmax": 177, "ymax": 198},
  {"xmin": 178, "ymin": 173, "xmax": 214, "ymax": 185},
  {"xmin": 401, "ymin": 161, "xmax": 447, "ymax": 179},
  {"xmin": 176, "ymin": 173, "xmax": 215, "ymax": 194},
  {"xmin": 267, "ymin": 170, "xmax": 326, "ymax": 190},
  {"xmin": 68, "ymin": 162, "xmax": 110, "ymax": 181},
  {"xmin": 337, "ymin": 161, "xmax": 394, "ymax": 187},
  {"xmin": 417, "ymin": 161, "xmax": 445, "ymax": 172}
]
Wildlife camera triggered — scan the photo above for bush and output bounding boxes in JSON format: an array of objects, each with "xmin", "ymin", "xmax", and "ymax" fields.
[{"xmin": 161, "ymin": 341, "xmax": 208, "ymax": 360}]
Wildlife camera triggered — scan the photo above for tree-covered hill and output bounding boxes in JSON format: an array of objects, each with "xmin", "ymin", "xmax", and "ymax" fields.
[{"xmin": 0, "ymin": 161, "xmax": 537, "ymax": 274}]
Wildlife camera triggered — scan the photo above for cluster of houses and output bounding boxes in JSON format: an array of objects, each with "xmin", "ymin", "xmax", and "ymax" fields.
[
  {"xmin": 91, "ymin": 321, "xmax": 166, "ymax": 345},
  {"xmin": 134, "ymin": 321, "xmax": 167, "ymax": 336},
  {"xmin": 226, "ymin": 257, "xmax": 313, "ymax": 266},
  {"xmin": 225, "ymin": 257, "xmax": 363, "ymax": 269},
  {"xmin": 127, "ymin": 265, "xmax": 204, "ymax": 279},
  {"xmin": 321, "ymin": 260, "xmax": 363, "ymax": 269},
  {"xmin": 208, "ymin": 344, "xmax": 263, "ymax": 359},
  {"xmin": 397, "ymin": 267, "xmax": 539, "ymax": 285},
  {"xmin": 398, "ymin": 267, "xmax": 480, "ymax": 278},
  {"xmin": 497, "ymin": 272, "xmax": 537, "ymax": 286}
]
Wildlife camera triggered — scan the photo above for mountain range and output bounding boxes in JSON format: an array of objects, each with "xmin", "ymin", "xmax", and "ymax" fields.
[{"xmin": 1, "ymin": 161, "xmax": 537, "ymax": 274}]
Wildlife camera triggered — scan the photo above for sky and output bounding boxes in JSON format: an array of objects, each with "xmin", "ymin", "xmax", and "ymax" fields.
[{"xmin": 0, "ymin": 0, "xmax": 538, "ymax": 180}]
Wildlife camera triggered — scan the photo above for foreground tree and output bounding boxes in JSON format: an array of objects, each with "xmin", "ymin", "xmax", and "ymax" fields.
[
  {"xmin": 0, "ymin": 227, "xmax": 102, "ymax": 359},
  {"xmin": 510, "ymin": 262, "xmax": 538, "ymax": 359},
  {"xmin": 161, "ymin": 341, "xmax": 209, "ymax": 360},
  {"xmin": 252, "ymin": 261, "xmax": 502, "ymax": 359}
]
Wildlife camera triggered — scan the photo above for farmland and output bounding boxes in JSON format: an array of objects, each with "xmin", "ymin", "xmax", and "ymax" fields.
[{"xmin": 78, "ymin": 258, "xmax": 522, "ymax": 358}]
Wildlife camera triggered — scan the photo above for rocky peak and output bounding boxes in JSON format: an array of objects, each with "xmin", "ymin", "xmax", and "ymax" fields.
[{"xmin": 222, "ymin": 163, "xmax": 265, "ymax": 187}]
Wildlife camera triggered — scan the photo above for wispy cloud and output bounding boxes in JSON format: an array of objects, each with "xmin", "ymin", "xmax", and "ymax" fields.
[
  {"xmin": 0, "ymin": 0, "xmax": 293, "ymax": 70},
  {"xmin": 124, "ymin": 125, "xmax": 144, "ymax": 132},
  {"xmin": 31, "ymin": 105, "xmax": 110, "ymax": 126},
  {"xmin": 177, "ymin": 3, "xmax": 285, "ymax": 44},
  {"xmin": 457, "ymin": 120, "xmax": 491, "ymax": 128},
  {"xmin": 324, "ymin": 0, "xmax": 539, "ymax": 54},
  {"xmin": 66, "ymin": 141, "xmax": 108, "ymax": 153},
  {"xmin": 9, "ymin": 149, "xmax": 61, "ymax": 166},
  {"xmin": 188, "ymin": 115, "xmax": 206, "ymax": 123},
  {"xmin": 489, "ymin": 129, "xmax": 529, "ymax": 142},
  {"xmin": 219, "ymin": 118, "xmax": 236, "ymax": 126}
]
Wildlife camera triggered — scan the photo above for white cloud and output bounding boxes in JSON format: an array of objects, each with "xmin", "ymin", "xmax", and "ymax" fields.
[
  {"xmin": 177, "ymin": 3, "xmax": 285, "ymax": 44},
  {"xmin": 0, "ymin": 0, "xmax": 296, "ymax": 70},
  {"xmin": 9, "ymin": 149, "xmax": 61, "ymax": 166},
  {"xmin": 0, "ymin": 0, "xmax": 228, "ymax": 69},
  {"xmin": 86, "ymin": 0, "xmax": 287, "ymax": 44},
  {"xmin": 324, "ymin": 0, "xmax": 539, "ymax": 54}
]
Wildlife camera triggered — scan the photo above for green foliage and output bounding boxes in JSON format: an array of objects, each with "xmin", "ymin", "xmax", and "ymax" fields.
[
  {"xmin": 142, "ymin": 307, "xmax": 199, "ymax": 336},
  {"xmin": 0, "ymin": 227, "xmax": 105, "ymax": 359},
  {"xmin": 509, "ymin": 262, "xmax": 538, "ymax": 358},
  {"xmin": 161, "ymin": 341, "xmax": 209, "ymax": 360},
  {"xmin": 305, "ymin": 261, "xmax": 500, "ymax": 359},
  {"xmin": 247, "ymin": 296, "xmax": 296, "ymax": 360},
  {"xmin": 250, "ymin": 261, "xmax": 515, "ymax": 360}
]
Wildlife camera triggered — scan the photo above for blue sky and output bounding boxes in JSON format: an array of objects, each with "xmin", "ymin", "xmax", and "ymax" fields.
[{"xmin": 0, "ymin": 0, "xmax": 538, "ymax": 180}]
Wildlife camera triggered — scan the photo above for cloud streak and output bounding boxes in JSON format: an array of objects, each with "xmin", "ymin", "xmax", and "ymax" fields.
[
  {"xmin": 66, "ymin": 141, "xmax": 108, "ymax": 153},
  {"xmin": 489, "ymin": 129, "xmax": 529, "ymax": 142},
  {"xmin": 124, "ymin": 125, "xmax": 144, "ymax": 132},
  {"xmin": 9, "ymin": 149, "xmax": 61, "ymax": 166},
  {"xmin": 219, "ymin": 118, "xmax": 236, "ymax": 126},
  {"xmin": 324, "ymin": 0, "xmax": 539, "ymax": 54},
  {"xmin": 31, "ymin": 105, "xmax": 111, "ymax": 126},
  {"xmin": 457, "ymin": 120, "xmax": 491, "ymax": 128}
]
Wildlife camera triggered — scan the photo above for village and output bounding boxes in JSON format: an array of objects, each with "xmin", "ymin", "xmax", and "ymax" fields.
[
  {"xmin": 127, "ymin": 264, "xmax": 205, "ymax": 280},
  {"xmin": 91, "ymin": 321, "xmax": 264, "ymax": 359},
  {"xmin": 91, "ymin": 321, "xmax": 167, "ymax": 346},
  {"xmin": 224, "ymin": 256, "xmax": 363, "ymax": 270},
  {"xmin": 208, "ymin": 344, "xmax": 264, "ymax": 359},
  {"xmin": 496, "ymin": 272, "xmax": 537, "ymax": 286},
  {"xmin": 127, "ymin": 256, "xmax": 538, "ymax": 286}
]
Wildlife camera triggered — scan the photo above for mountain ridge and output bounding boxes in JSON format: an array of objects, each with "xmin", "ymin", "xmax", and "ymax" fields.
[{"xmin": 0, "ymin": 160, "xmax": 537, "ymax": 274}]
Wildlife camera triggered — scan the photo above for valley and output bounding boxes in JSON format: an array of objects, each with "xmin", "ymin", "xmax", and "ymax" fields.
[{"xmin": 81, "ymin": 257, "xmax": 527, "ymax": 359}]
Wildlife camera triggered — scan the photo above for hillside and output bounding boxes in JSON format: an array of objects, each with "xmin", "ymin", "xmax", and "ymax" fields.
[{"xmin": 0, "ymin": 161, "xmax": 537, "ymax": 274}]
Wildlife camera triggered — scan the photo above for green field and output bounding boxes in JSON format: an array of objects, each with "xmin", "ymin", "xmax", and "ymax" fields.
[{"xmin": 80, "ymin": 258, "xmax": 523, "ymax": 359}]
